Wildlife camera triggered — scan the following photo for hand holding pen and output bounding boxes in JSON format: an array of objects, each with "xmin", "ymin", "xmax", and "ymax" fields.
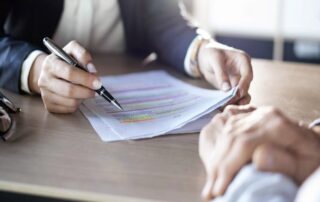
[{"xmin": 27, "ymin": 39, "xmax": 122, "ymax": 113}]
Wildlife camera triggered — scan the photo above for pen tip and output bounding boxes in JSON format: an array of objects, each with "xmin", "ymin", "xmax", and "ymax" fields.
[{"xmin": 112, "ymin": 100, "xmax": 124, "ymax": 111}]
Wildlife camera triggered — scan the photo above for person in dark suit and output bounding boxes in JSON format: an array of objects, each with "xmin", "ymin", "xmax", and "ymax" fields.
[{"xmin": 0, "ymin": 0, "xmax": 253, "ymax": 113}]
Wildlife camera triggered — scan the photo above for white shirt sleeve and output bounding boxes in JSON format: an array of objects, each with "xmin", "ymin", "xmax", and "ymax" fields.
[
  {"xmin": 184, "ymin": 36, "xmax": 199, "ymax": 78},
  {"xmin": 212, "ymin": 164, "xmax": 298, "ymax": 202},
  {"xmin": 309, "ymin": 118, "xmax": 320, "ymax": 128},
  {"xmin": 20, "ymin": 50, "xmax": 45, "ymax": 94},
  {"xmin": 295, "ymin": 167, "xmax": 320, "ymax": 202}
]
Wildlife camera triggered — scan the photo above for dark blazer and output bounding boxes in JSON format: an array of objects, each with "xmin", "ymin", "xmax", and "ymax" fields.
[{"xmin": 0, "ymin": 0, "xmax": 197, "ymax": 93}]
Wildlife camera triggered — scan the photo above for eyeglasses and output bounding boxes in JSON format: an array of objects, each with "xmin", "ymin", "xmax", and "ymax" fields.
[{"xmin": 0, "ymin": 91, "xmax": 20, "ymax": 141}]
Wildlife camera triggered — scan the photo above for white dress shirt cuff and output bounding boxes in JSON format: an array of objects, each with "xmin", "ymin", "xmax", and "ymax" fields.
[
  {"xmin": 20, "ymin": 50, "xmax": 45, "ymax": 94},
  {"xmin": 184, "ymin": 36, "xmax": 200, "ymax": 78},
  {"xmin": 309, "ymin": 118, "xmax": 320, "ymax": 128}
]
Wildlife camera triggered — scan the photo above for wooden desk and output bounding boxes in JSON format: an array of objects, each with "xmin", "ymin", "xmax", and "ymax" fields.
[{"xmin": 0, "ymin": 55, "xmax": 319, "ymax": 202}]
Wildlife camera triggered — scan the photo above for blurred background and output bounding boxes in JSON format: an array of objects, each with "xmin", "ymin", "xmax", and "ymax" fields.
[{"xmin": 183, "ymin": 0, "xmax": 320, "ymax": 64}]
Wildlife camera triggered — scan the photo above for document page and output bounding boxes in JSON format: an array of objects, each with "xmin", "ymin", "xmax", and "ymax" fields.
[{"xmin": 80, "ymin": 70, "xmax": 237, "ymax": 142}]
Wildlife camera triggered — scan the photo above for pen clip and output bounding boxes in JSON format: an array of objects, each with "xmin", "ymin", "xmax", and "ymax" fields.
[
  {"xmin": 43, "ymin": 37, "xmax": 77, "ymax": 65},
  {"xmin": 43, "ymin": 37, "xmax": 87, "ymax": 71}
]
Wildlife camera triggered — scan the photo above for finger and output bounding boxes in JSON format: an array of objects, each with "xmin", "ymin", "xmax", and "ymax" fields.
[
  {"xmin": 229, "ymin": 74, "xmax": 240, "ymax": 88},
  {"xmin": 222, "ymin": 87, "xmax": 244, "ymax": 105},
  {"xmin": 199, "ymin": 124, "xmax": 216, "ymax": 165},
  {"xmin": 41, "ymin": 89, "xmax": 82, "ymax": 108},
  {"xmin": 237, "ymin": 54, "xmax": 253, "ymax": 98},
  {"xmin": 207, "ymin": 51, "xmax": 231, "ymax": 91},
  {"xmin": 202, "ymin": 71, "xmax": 220, "ymax": 89},
  {"xmin": 41, "ymin": 90, "xmax": 79, "ymax": 113},
  {"xmin": 43, "ymin": 77, "xmax": 95, "ymax": 99},
  {"xmin": 202, "ymin": 170, "xmax": 216, "ymax": 200},
  {"xmin": 253, "ymin": 144, "xmax": 297, "ymax": 181},
  {"xmin": 237, "ymin": 94, "xmax": 251, "ymax": 105},
  {"xmin": 199, "ymin": 118, "xmax": 223, "ymax": 201},
  {"xmin": 63, "ymin": 40, "xmax": 93, "ymax": 68},
  {"xmin": 199, "ymin": 113, "xmax": 226, "ymax": 166},
  {"xmin": 45, "ymin": 103, "xmax": 79, "ymax": 114},
  {"xmin": 222, "ymin": 104, "xmax": 256, "ymax": 119},
  {"xmin": 212, "ymin": 135, "xmax": 256, "ymax": 197},
  {"xmin": 48, "ymin": 58, "xmax": 101, "ymax": 90}
]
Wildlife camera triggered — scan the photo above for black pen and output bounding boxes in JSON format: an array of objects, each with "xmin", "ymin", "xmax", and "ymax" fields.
[{"xmin": 43, "ymin": 37, "xmax": 123, "ymax": 111}]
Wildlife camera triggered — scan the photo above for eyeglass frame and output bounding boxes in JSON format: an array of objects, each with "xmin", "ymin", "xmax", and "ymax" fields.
[{"xmin": 0, "ymin": 91, "xmax": 20, "ymax": 141}]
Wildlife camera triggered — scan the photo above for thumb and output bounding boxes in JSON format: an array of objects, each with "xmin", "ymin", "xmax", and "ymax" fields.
[{"xmin": 253, "ymin": 144, "xmax": 297, "ymax": 181}]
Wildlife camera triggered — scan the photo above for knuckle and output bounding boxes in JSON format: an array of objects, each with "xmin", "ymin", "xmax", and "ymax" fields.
[
  {"xmin": 211, "ymin": 113, "xmax": 224, "ymax": 123},
  {"xmin": 238, "ymin": 51, "xmax": 251, "ymax": 61},
  {"xmin": 69, "ymin": 40, "xmax": 78, "ymax": 47},
  {"xmin": 211, "ymin": 48, "xmax": 224, "ymax": 56},
  {"xmin": 70, "ymin": 99, "xmax": 79, "ymax": 108},
  {"xmin": 87, "ymin": 74, "xmax": 98, "ymax": 87},
  {"xmin": 236, "ymin": 136, "xmax": 253, "ymax": 150},
  {"xmin": 42, "ymin": 56, "xmax": 53, "ymax": 72},
  {"xmin": 63, "ymin": 67, "xmax": 74, "ymax": 81},
  {"xmin": 45, "ymin": 105, "xmax": 54, "ymax": 113},
  {"xmin": 79, "ymin": 49, "xmax": 90, "ymax": 58},
  {"xmin": 38, "ymin": 73, "xmax": 50, "ymax": 88},
  {"xmin": 224, "ymin": 105, "xmax": 238, "ymax": 115},
  {"xmin": 69, "ymin": 106, "xmax": 78, "ymax": 113},
  {"xmin": 37, "ymin": 76, "xmax": 46, "ymax": 87},
  {"xmin": 265, "ymin": 106, "xmax": 281, "ymax": 117},
  {"xmin": 65, "ymin": 85, "xmax": 75, "ymax": 97}
]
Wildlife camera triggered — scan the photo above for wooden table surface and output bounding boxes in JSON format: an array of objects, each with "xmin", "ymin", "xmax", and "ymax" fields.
[{"xmin": 0, "ymin": 55, "xmax": 319, "ymax": 202}]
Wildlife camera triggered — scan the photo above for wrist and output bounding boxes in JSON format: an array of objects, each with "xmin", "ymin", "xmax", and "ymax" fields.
[
  {"xmin": 28, "ymin": 54, "xmax": 47, "ymax": 94},
  {"xmin": 188, "ymin": 32, "xmax": 212, "ymax": 78}
]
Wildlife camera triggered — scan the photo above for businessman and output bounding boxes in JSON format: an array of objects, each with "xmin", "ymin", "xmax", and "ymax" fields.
[{"xmin": 0, "ymin": 0, "xmax": 252, "ymax": 113}]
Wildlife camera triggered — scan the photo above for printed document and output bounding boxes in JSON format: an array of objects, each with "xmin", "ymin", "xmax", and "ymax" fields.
[{"xmin": 80, "ymin": 70, "xmax": 237, "ymax": 142}]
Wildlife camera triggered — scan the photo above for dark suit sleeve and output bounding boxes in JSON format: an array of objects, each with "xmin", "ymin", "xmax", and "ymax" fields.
[
  {"xmin": 118, "ymin": 0, "xmax": 197, "ymax": 72},
  {"xmin": 0, "ymin": 1, "xmax": 38, "ymax": 93},
  {"xmin": 0, "ymin": 38, "xmax": 38, "ymax": 93}
]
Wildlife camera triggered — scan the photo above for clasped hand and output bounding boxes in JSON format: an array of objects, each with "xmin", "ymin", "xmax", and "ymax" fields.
[{"xmin": 199, "ymin": 105, "xmax": 320, "ymax": 200}]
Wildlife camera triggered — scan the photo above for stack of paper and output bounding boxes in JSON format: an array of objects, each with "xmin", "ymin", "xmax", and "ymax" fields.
[{"xmin": 80, "ymin": 70, "xmax": 237, "ymax": 142}]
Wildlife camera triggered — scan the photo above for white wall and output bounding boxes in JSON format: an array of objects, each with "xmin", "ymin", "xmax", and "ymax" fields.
[{"xmin": 193, "ymin": 0, "xmax": 320, "ymax": 60}]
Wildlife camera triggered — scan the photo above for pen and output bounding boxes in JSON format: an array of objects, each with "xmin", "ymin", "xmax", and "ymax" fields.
[{"xmin": 43, "ymin": 37, "xmax": 123, "ymax": 111}]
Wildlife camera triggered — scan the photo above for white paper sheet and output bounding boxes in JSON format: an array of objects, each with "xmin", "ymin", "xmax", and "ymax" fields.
[{"xmin": 80, "ymin": 70, "xmax": 237, "ymax": 142}]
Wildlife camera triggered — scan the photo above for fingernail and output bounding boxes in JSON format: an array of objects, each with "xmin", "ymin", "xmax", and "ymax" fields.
[
  {"xmin": 87, "ymin": 63, "xmax": 97, "ymax": 73},
  {"xmin": 93, "ymin": 79, "xmax": 102, "ymax": 90},
  {"xmin": 212, "ymin": 177, "xmax": 224, "ymax": 196},
  {"xmin": 222, "ymin": 82, "xmax": 231, "ymax": 91}
]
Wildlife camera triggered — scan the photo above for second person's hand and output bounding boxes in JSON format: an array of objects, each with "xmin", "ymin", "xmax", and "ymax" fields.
[
  {"xmin": 28, "ymin": 40, "xmax": 101, "ymax": 113},
  {"xmin": 198, "ymin": 41, "xmax": 253, "ymax": 105}
]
